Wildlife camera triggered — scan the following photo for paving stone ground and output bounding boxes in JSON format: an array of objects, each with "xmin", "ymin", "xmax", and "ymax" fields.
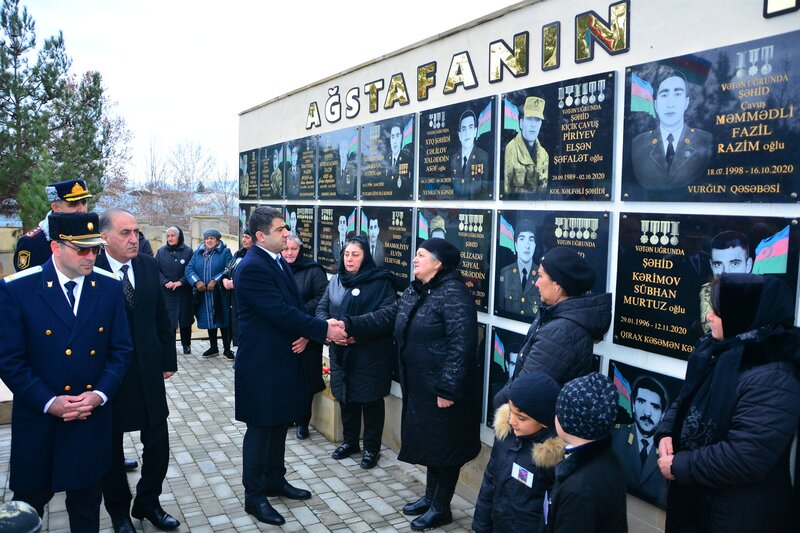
[{"xmin": 0, "ymin": 339, "xmax": 476, "ymax": 532}]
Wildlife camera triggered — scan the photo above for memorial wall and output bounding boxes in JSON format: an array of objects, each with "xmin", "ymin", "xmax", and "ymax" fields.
[{"xmin": 239, "ymin": 0, "xmax": 800, "ymax": 510}]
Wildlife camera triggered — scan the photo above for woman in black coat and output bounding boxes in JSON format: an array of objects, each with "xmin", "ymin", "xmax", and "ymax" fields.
[
  {"xmin": 221, "ymin": 229, "xmax": 252, "ymax": 352},
  {"xmin": 655, "ymin": 273, "xmax": 800, "ymax": 533},
  {"xmin": 281, "ymin": 233, "xmax": 328, "ymax": 440},
  {"xmin": 317, "ymin": 236, "xmax": 397, "ymax": 469},
  {"xmin": 155, "ymin": 226, "xmax": 195, "ymax": 354},
  {"xmin": 344, "ymin": 238, "xmax": 480, "ymax": 531}
]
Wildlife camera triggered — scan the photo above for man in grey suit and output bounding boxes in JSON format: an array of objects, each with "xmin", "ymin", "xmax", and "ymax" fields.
[
  {"xmin": 631, "ymin": 69, "xmax": 712, "ymax": 191},
  {"xmin": 367, "ymin": 218, "xmax": 385, "ymax": 265},
  {"xmin": 611, "ymin": 376, "xmax": 669, "ymax": 507}
]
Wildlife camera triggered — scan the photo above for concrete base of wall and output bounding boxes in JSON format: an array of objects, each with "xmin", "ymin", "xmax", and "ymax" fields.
[{"xmin": 0, "ymin": 380, "xmax": 13, "ymax": 425}]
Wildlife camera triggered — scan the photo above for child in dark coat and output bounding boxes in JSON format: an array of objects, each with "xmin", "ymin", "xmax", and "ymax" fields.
[
  {"xmin": 545, "ymin": 372, "xmax": 628, "ymax": 533},
  {"xmin": 473, "ymin": 372, "xmax": 565, "ymax": 533}
]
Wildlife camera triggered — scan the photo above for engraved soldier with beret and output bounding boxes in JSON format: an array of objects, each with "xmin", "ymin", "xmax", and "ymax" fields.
[
  {"xmin": 13, "ymin": 179, "xmax": 92, "ymax": 272},
  {"xmin": 451, "ymin": 109, "xmax": 490, "ymax": 199},
  {"xmin": 631, "ymin": 68, "xmax": 712, "ymax": 191},
  {"xmin": 504, "ymin": 96, "xmax": 549, "ymax": 196},
  {"xmin": 497, "ymin": 218, "xmax": 541, "ymax": 319},
  {"xmin": 0, "ymin": 212, "xmax": 133, "ymax": 532}
]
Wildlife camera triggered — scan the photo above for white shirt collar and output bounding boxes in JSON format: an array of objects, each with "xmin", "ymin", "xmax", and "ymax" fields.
[
  {"xmin": 256, "ymin": 244, "xmax": 279, "ymax": 261},
  {"xmin": 53, "ymin": 262, "xmax": 84, "ymax": 314},
  {"xmin": 104, "ymin": 253, "xmax": 135, "ymax": 288}
]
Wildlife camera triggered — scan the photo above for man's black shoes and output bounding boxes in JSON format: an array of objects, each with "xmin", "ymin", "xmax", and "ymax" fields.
[
  {"xmin": 245, "ymin": 501, "xmax": 285, "ymax": 525},
  {"xmin": 331, "ymin": 443, "xmax": 360, "ymax": 460},
  {"xmin": 123, "ymin": 458, "xmax": 138, "ymax": 472},
  {"xmin": 360, "ymin": 450, "xmax": 379, "ymax": 469},
  {"xmin": 111, "ymin": 515, "xmax": 136, "ymax": 533},
  {"xmin": 296, "ymin": 425, "xmax": 309, "ymax": 439},
  {"xmin": 131, "ymin": 505, "xmax": 180, "ymax": 530},
  {"xmin": 265, "ymin": 481, "xmax": 312, "ymax": 500}
]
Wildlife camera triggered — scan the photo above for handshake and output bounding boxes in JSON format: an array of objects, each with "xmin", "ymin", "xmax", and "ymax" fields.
[{"xmin": 326, "ymin": 319, "xmax": 353, "ymax": 346}]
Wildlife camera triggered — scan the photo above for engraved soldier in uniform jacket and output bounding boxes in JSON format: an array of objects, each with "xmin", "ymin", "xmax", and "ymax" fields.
[
  {"xmin": 451, "ymin": 110, "xmax": 489, "ymax": 199},
  {"xmin": 270, "ymin": 149, "xmax": 283, "ymax": 198},
  {"xmin": 0, "ymin": 212, "xmax": 132, "ymax": 532},
  {"xmin": 336, "ymin": 140, "xmax": 357, "ymax": 197},
  {"xmin": 14, "ymin": 179, "xmax": 92, "ymax": 272},
  {"xmin": 504, "ymin": 96, "xmax": 549, "ymax": 196},
  {"xmin": 497, "ymin": 218, "xmax": 541, "ymax": 319},
  {"xmin": 285, "ymin": 146, "xmax": 301, "ymax": 197},
  {"xmin": 631, "ymin": 69, "xmax": 712, "ymax": 191}
]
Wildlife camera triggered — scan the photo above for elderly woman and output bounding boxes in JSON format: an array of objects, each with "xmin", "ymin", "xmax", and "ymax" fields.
[
  {"xmin": 343, "ymin": 238, "xmax": 480, "ymax": 531},
  {"xmin": 317, "ymin": 235, "xmax": 396, "ymax": 467},
  {"xmin": 655, "ymin": 274, "xmax": 800, "ymax": 533},
  {"xmin": 495, "ymin": 247, "xmax": 611, "ymax": 407},
  {"xmin": 156, "ymin": 226, "xmax": 195, "ymax": 354},
  {"xmin": 185, "ymin": 228, "xmax": 233, "ymax": 359},
  {"xmin": 281, "ymin": 233, "xmax": 328, "ymax": 440},
  {"xmin": 221, "ymin": 229, "xmax": 253, "ymax": 350}
]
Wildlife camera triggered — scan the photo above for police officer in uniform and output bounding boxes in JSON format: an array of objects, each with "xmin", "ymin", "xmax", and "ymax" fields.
[
  {"xmin": 504, "ymin": 96, "xmax": 549, "ymax": 196},
  {"xmin": 497, "ymin": 218, "xmax": 541, "ymax": 319},
  {"xmin": 0, "ymin": 212, "xmax": 133, "ymax": 532},
  {"xmin": 13, "ymin": 179, "xmax": 91, "ymax": 272}
]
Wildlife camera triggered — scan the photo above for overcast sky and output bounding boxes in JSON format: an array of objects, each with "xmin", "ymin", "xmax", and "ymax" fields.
[{"xmin": 20, "ymin": 0, "xmax": 520, "ymax": 186}]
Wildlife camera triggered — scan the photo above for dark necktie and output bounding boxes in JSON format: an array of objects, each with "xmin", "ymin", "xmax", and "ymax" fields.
[
  {"xmin": 65, "ymin": 280, "xmax": 77, "ymax": 313},
  {"xmin": 462, "ymin": 156, "xmax": 468, "ymax": 174},
  {"xmin": 371, "ymin": 245, "xmax": 376, "ymax": 257},
  {"xmin": 640, "ymin": 439, "xmax": 649, "ymax": 466},
  {"xmin": 392, "ymin": 157, "xmax": 397, "ymax": 167},
  {"xmin": 665, "ymin": 133, "xmax": 675, "ymax": 169},
  {"xmin": 521, "ymin": 268, "xmax": 528, "ymax": 289},
  {"xmin": 120, "ymin": 264, "xmax": 134, "ymax": 310}
]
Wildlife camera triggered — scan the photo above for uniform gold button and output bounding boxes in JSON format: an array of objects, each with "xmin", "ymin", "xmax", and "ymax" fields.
[
  {"xmin": 64, "ymin": 385, "xmax": 71, "ymax": 391},
  {"xmin": 65, "ymin": 349, "xmax": 72, "ymax": 356},
  {"xmin": 521, "ymin": 310, "xmax": 526, "ymax": 315},
  {"xmin": 98, "ymin": 327, "xmax": 104, "ymax": 333},
  {"xmin": 45, "ymin": 329, "xmax": 52, "ymax": 336},
  {"xmin": 90, "ymin": 350, "xmax": 96, "ymax": 356},
  {"xmin": 521, "ymin": 297, "xmax": 526, "ymax": 303},
  {"xmin": 85, "ymin": 384, "xmax": 92, "ymax": 390}
]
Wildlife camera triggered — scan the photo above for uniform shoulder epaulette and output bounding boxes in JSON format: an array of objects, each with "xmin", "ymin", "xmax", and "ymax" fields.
[
  {"xmin": 3, "ymin": 265, "xmax": 43, "ymax": 283},
  {"xmin": 23, "ymin": 227, "xmax": 43, "ymax": 238},
  {"xmin": 93, "ymin": 266, "xmax": 121, "ymax": 280}
]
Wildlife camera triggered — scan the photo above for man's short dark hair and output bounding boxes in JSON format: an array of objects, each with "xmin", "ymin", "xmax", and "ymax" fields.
[
  {"xmin": 249, "ymin": 206, "xmax": 282, "ymax": 236},
  {"xmin": 99, "ymin": 208, "xmax": 134, "ymax": 233},
  {"xmin": 710, "ymin": 231, "xmax": 750, "ymax": 256},
  {"xmin": 459, "ymin": 109, "xmax": 477, "ymax": 128},
  {"xmin": 632, "ymin": 375, "xmax": 668, "ymax": 411},
  {"xmin": 654, "ymin": 67, "xmax": 689, "ymax": 96}
]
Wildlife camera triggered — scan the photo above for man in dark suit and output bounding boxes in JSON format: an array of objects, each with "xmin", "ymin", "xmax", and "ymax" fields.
[
  {"xmin": 14, "ymin": 179, "xmax": 91, "ymax": 272},
  {"xmin": 631, "ymin": 69, "xmax": 712, "ymax": 191},
  {"xmin": 386, "ymin": 123, "xmax": 412, "ymax": 195},
  {"xmin": 332, "ymin": 214, "xmax": 348, "ymax": 267},
  {"xmin": 234, "ymin": 206, "xmax": 346, "ymax": 525},
  {"xmin": 451, "ymin": 109, "xmax": 489, "ymax": 199},
  {"xmin": 611, "ymin": 376, "xmax": 669, "ymax": 507},
  {"xmin": 286, "ymin": 145, "xmax": 301, "ymax": 197},
  {"xmin": 0, "ymin": 212, "xmax": 133, "ymax": 532},
  {"xmin": 367, "ymin": 218, "xmax": 385, "ymax": 265},
  {"xmin": 96, "ymin": 208, "xmax": 179, "ymax": 533},
  {"xmin": 336, "ymin": 140, "xmax": 357, "ymax": 198}
]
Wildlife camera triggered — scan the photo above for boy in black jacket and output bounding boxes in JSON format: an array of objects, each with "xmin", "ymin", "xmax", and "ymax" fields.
[
  {"xmin": 545, "ymin": 372, "xmax": 628, "ymax": 533},
  {"xmin": 473, "ymin": 372, "xmax": 565, "ymax": 533}
]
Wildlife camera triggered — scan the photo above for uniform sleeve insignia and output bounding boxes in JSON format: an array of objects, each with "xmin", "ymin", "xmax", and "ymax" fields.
[
  {"xmin": 4, "ymin": 265, "xmax": 43, "ymax": 283},
  {"xmin": 16, "ymin": 250, "xmax": 31, "ymax": 270}
]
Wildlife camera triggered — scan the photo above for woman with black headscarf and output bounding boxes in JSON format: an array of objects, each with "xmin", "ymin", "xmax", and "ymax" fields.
[
  {"xmin": 655, "ymin": 273, "xmax": 800, "ymax": 533},
  {"xmin": 342, "ymin": 238, "xmax": 480, "ymax": 531},
  {"xmin": 282, "ymin": 233, "xmax": 328, "ymax": 440},
  {"xmin": 316, "ymin": 235, "xmax": 396, "ymax": 469},
  {"xmin": 156, "ymin": 226, "xmax": 195, "ymax": 354}
]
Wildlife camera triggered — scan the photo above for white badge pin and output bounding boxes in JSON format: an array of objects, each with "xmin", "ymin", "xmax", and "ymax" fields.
[{"xmin": 352, "ymin": 288, "xmax": 361, "ymax": 296}]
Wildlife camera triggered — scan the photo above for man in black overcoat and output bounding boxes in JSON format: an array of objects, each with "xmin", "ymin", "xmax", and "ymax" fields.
[
  {"xmin": 234, "ymin": 206, "xmax": 346, "ymax": 526},
  {"xmin": 96, "ymin": 208, "xmax": 179, "ymax": 533}
]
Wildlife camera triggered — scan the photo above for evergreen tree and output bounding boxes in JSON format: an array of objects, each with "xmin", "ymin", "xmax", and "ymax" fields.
[{"xmin": 0, "ymin": 0, "xmax": 110, "ymax": 226}]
